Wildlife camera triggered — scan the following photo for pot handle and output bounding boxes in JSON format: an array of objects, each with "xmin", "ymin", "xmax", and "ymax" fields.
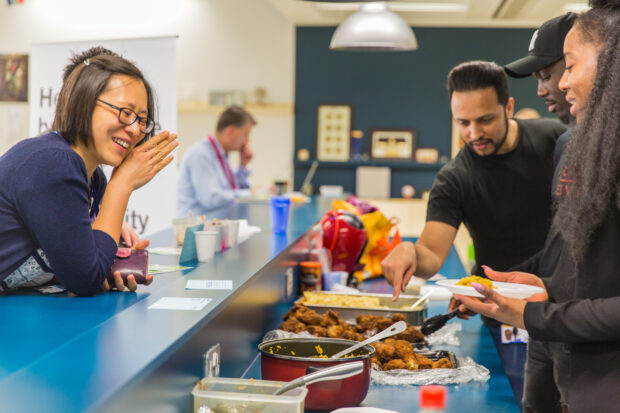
[{"xmin": 273, "ymin": 361, "xmax": 364, "ymax": 396}]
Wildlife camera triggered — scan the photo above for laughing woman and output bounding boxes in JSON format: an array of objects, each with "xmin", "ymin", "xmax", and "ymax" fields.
[{"xmin": 0, "ymin": 47, "xmax": 178, "ymax": 295}]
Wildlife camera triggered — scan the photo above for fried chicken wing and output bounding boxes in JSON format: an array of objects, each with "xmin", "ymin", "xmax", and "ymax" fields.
[
  {"xmin": 280, "ymin": 316, "xmax": 306, "ymax": 333},
  {"xmin": 384, "ymin": 359, "xmax": 407, "ymax": 370},
  {"xmin": 327, "ymin": 325, "xmax": 344, "ymax": 338},
  {"xmin": 306, "ymin": 325, "xmax": 328, "ymax": 337},
  {"xmin": 390, "ymin": 313, "xmax": 406, "ymax": 322},
  {"xmin": 393, "ymin": 339, "xmax": 415, "ymax": 359},
  {"xmin": 432, "ymin": 358, "xmax": 453, "ymax": 369},
  {"xmin": 394, "ymin": 326, "xmax": 425, "ymax": 343}
]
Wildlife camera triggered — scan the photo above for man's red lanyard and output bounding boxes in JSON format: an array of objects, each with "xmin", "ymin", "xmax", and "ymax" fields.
[{"xmin": 208, "ymin": 135, "xmax": 236, "ymax": 190}]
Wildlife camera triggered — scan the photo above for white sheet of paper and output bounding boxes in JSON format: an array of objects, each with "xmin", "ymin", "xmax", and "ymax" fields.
[
  {"xmin": 148, "ymin": 297, "xmax": 212, "ymax": 311},
  {"xmin": 149, "ymin": 264, "xmax": 193, "ymax": 274},
  {"xmin": 148, "ymin": 246, "xmax": 182, "ymax": 256},
  {"xmin": 186, "ymin": 280, "xmax": 233, "ymax": 290}
]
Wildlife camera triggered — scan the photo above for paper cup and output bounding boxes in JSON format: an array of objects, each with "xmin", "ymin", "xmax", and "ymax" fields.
[
  {"xmin": 205, "ymin": 223, "xmax": 226, "ymax": 252},
  {"xmin": 323, "ymin": 271, "xmax": 349, "ymax": 291},
  {"xmin": 225, "ymin": 220, "xmax": 241, "ymax": 247},
  {"xmin": 195, "ymin": 230, "xmax": 218, "ymax": 262},
  {"xmin": 172, "ymin": 216, "xmax": 203, "ymax": 246}
]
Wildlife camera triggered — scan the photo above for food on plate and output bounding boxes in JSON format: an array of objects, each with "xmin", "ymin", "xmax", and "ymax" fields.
[
  {"xmin": 456, "ymin": 275, "xmax": 496, "ymax": 289},
  {"xmin": 370, "ymin": 338, "xmax": 453, "ymax": 371},
  {"xmin": 280, "ymin": 304, "xmax": 424, "ymax": 344}
]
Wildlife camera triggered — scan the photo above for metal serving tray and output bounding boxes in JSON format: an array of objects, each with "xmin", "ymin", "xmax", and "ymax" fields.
[{"xmin": 296, "ymin": 291, "xmax": 427, "ymax": 326}]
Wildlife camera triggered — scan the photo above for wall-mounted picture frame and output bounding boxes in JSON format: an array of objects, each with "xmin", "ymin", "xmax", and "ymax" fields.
[
  {"xmin": 370, "ymin": 129, "xmax": 416, "ymax": 159},
  {"xmin": 316, "ymin": 104, "xmax": 352, "ymax": 161},
  {"xmin": 0, "ymin": 54, "xmax": 28, "ymax": 102},
  {"xmin": 415, "ymin": 147, "xmax": 440, "ymax": 163}
]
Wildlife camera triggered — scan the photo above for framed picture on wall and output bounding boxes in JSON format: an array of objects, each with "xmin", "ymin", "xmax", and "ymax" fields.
[
  {"xmin": 370, "ymin": 129, "xmax": 416, "ymax": 159},
  {"xmin": 415, "ymin": 148, "xmax": 440, "ymax": 163},
  {"xmin": 0, "ymin": 54, "xmax": 28, "ymax": 102},
  {"xmin": 316, "ymin": 104, "xmax": 352, "ymax": 161}
]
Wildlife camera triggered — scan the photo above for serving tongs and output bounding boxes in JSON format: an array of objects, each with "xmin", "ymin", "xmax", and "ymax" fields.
[{"xmin": 420, "ymin": 309, "xmax": 460, "ymax": 336}]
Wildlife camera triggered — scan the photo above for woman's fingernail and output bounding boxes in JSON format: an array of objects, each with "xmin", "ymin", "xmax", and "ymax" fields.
[{"xmin": 471, "ymin": 282, "xmax": 484, "ymax": 293}]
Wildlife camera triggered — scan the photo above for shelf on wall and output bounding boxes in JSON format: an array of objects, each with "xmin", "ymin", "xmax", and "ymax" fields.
[
  {"xmin": 294, "ymin": 159, "xmax": 446, "ymax": 170},
  {"xmin": 178, "ymin": 100, "xmax": 294, "ymax": 115}
]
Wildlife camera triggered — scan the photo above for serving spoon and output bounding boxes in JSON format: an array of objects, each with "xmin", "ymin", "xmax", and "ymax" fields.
[
  {"xmin": 330, "ymin": 320, "xmax": 407, "ymax": 359},
  {"xmin": 273, "ymin": 361, "xmax": 364, "ymax": 395}
]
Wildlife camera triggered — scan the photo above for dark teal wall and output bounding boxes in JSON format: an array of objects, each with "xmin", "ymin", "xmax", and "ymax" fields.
[{"xmin": 294, "ymin": 26, "xmax": 551, "ymax": 196}]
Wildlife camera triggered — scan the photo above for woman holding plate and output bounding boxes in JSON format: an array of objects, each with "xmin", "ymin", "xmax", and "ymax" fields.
[{"xmin": 457, "ymin": 4, "xmax": 620, "ymax": 411}]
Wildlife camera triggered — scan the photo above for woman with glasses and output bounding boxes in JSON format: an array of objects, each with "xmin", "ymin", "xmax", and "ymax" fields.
[{"xmin": 0, "ymin": 47, "xmax": 177, "ymax": 295}]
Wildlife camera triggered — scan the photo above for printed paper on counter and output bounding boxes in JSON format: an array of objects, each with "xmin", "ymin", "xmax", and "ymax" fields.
[
  {"xmin": 186, "ymin": 280, "xmax": 233, "ymax": 290},
  {"xmin": 148, "ymin": 297, "xmax": 212, "ymax": 311}
]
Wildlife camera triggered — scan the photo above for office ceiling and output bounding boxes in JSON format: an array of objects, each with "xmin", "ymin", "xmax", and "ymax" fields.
[{"xmin": 267, "ymin": 0, "xmax": 589, "ymax": 28}]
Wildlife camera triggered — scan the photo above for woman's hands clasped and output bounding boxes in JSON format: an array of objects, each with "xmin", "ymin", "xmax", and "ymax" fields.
[{"xmin": 454, "ymin": 265, "xmax": 548, "ymax": 330}]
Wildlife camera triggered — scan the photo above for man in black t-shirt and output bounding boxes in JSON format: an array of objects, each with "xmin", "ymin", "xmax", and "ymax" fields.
[{"xmin": 382, "ymin": 61, "xmax": 566, "ymax": 300}]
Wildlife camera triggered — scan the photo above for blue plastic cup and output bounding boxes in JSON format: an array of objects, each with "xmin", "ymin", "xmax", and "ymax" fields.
[{"xmin": 270, "ymin": 196, "xmax": 290, "ymax": 234}]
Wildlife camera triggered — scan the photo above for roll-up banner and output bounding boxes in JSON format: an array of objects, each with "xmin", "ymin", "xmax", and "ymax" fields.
[{"xmin": 29, "ymin": 36, "xmax": 177, "ymax": 237}]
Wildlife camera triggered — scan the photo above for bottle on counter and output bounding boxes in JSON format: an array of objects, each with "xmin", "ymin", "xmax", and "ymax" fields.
[
  {"xmin": 299, "ymin": 261, "xmax": 322, "ymax": 293},
  {"xmin": 417, "ymin": 385, "xmax": 447, "ymax": 413}
]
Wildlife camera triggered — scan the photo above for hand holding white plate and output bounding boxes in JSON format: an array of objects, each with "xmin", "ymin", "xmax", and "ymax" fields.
[{"xmin": 436, "ymin": 279, "xmax": 544, "ymax": 299}]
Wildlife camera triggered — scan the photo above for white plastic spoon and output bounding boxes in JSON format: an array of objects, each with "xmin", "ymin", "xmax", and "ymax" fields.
[
  {"xmin": 330, "ymin": 320, "xmax": 407, "ymax": 359},
  {"xmin": 409, "ymin": 290, "xmax": 433, "ymax": 310}
]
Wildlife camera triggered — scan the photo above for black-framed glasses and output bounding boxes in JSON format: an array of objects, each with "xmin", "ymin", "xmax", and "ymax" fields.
[{"xmin": 97, "ymin": 99, "xmax": 155, "ymax": 134}]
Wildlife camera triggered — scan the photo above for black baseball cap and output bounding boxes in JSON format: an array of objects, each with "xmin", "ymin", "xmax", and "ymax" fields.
[{"xmin": 505, "ymin": 13, "xmax": 577, "ymax": 78}]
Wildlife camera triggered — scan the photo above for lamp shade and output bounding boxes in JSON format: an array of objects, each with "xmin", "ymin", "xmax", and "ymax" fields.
[{"xmin": 330, "ymin": 2, "xmax": 418, "ymax": 51}]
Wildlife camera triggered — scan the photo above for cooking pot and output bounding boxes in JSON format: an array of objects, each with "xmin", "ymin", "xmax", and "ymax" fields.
[{"xmin": 258, "ymin": 337, "xmax": 375, "ymax": 411}]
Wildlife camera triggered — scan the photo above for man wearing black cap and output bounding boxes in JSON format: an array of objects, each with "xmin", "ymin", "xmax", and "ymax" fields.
[
  {"xmin": 504, "ymin": 13, "xmax": 577, "ymax": 413},
  {"xmin": 505, "ymin": 13, "xmax": 577, "ymax": 125}
]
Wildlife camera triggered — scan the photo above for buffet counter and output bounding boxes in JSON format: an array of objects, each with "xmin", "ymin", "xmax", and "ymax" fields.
[{"xmin": 0, "ymin": 197, "xmax": 519, "ymax": 412}]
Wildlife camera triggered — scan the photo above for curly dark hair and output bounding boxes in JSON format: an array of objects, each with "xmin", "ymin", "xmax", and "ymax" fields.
[
  {"xmin": 554, "ymin": 10, "xmax": 620, "ymax": 268},
  {"xmin": 52, "ymin": 46, "xmax": 157, "ymax": 147}
]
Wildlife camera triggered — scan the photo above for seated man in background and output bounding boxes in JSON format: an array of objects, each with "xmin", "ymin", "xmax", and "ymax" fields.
[{"xmin": 177, "ymin": 105, "xmax": 256, "ymax": 216}]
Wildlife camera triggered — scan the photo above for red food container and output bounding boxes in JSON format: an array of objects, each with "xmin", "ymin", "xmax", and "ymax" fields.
[{"xmin": 258, "ymin": 337, "xmax": 375, "ymax": 411}]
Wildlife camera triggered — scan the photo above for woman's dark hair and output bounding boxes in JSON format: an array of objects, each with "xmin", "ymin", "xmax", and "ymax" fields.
[
  {"xmin": 446, "ymin": 60, "xmax": 509, "ymax": 106},
  {"xmin": 52, "ymin": 47, "xmax": 157, "ymax": 147},
  {"xmin": 216, "ymin": 105, "xmax": 257, "ymax": 132},
  {"xmin": 554, "ymin": 7, "xmax": 620, "ymax": 269}
]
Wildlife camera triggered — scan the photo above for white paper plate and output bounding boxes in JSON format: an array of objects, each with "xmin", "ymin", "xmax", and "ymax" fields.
[{"xmin": 436, "ymin": 279, "xmax": 544, "ymax": 299}]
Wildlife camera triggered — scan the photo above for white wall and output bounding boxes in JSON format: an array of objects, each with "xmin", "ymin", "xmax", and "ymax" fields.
[{"xmin": 0, "ymin": 0, "xmax": 295, "ymax": 188}]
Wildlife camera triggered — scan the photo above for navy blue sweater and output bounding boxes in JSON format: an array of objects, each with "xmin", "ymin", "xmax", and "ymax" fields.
[{"xmin": 0, "ymin": 132, "xmax": 117, "ymax": 295}]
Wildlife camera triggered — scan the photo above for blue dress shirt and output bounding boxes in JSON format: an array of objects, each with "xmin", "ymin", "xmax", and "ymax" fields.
[{"xmin": 177, "ymin": 137, "xmax": 250, "ymax": 217}]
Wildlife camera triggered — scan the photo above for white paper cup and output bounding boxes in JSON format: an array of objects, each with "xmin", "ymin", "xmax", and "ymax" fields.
[
  {"xmin": 205, "ymin": 223, "xmax": 226, "ymax": 252},
  {"xmin": 225, "ymin": 220, "xmax": 241, "ymax": 247},
  {"xmin": 195, "ymin": 230, "xmax": 218, "ymax": 262}
]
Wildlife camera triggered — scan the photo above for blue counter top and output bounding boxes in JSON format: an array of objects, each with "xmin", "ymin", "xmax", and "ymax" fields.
[{"xmin": 0, "ymin": 197, "xmax": 519, "ymax": 413}]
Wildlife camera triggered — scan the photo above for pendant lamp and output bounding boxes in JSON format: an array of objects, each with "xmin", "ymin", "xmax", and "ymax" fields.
[{"xmin": 330, "ymin": 2, "xmax": 418, "ymax": 51}]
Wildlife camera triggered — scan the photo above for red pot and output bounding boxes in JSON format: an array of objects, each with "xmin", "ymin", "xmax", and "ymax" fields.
[{"xmin": 258, "ymin": 337, "xmax": 375, "ymax": 411}]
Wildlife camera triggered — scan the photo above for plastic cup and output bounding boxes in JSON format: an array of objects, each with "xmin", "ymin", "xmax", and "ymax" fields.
[
  {"xmin": 225, "ymin": 220, "xmax": 241, "ymax": 247},
  {"xmin": 270, "ymin": 196, "xmax": 290, "ymax": 234},
  {"xmin": 205, "ymin": 222, "xmax": 226, "ymax": 252},
  {"xmin": 195, "ymin": 231, "xmax": 218, "ymax": 262},
  {"xmin": 172, "ymin": 216, "xmax": 203, "ymax": 246},
  {"xmin": 323, "ymin": 271, "xmax": 349, "ymax": 291}
]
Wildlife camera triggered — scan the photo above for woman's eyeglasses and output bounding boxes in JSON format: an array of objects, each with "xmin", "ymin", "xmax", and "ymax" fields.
[{"xmin": 97, "ymin": 99, "xmax": 155, "ymax": 134}]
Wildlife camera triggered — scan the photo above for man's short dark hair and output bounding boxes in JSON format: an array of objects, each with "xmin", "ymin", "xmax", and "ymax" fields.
[
  {"xmin": 447, "ymin": 61, "xmax": 509, "ymax": 105},
  {"xmin": 216, "ymin": 105, "xmax": 257, "ymax": 132}
]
